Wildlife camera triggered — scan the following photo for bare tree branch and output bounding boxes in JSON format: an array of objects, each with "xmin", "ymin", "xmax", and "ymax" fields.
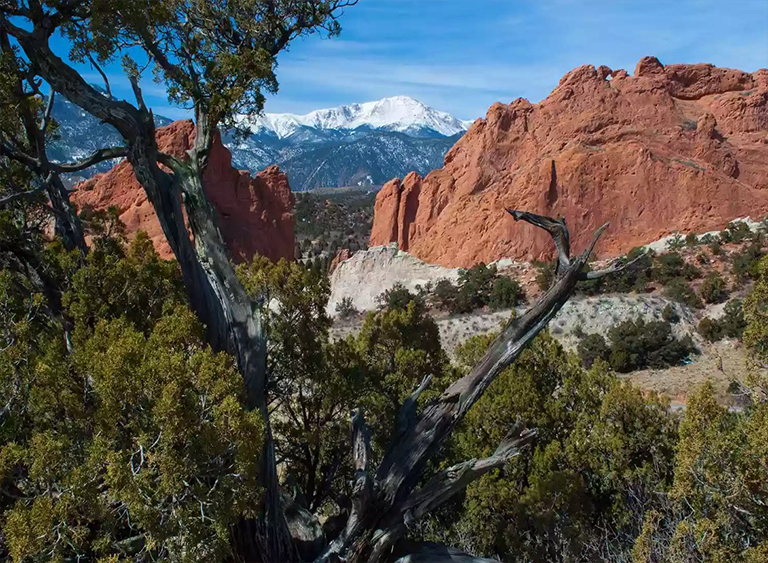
[
  {"xmin": 396, "ymin": 374, "xmax": 433, "ymax": 437},
  {"xmin": 1, "ymin": 141, "xmax": 127, "ymax": 173},
  {"xmin": 40, "ymin": 89, "xmax": 55, "ymax": 133},
  {"xmin": 506, "ymin": 208, "xmax": 571, "ymax": 273},
  {"xmin": 580, "ymin": 250, "xmax": 649, "ymax": 280},
  {"xmin": 50, "ymin": 146, "xmax": 128, "ymax": 173},
  {"xmin": 402, "ymin": 421, "xmax": 536, "ymax": 524},
  {"xmin": 0, "ymin": 180, "xmax": 49, "ymax": 207},
  {"xmin": 88, "ymin": 53, "xmax": 112, "ymax": 98}
]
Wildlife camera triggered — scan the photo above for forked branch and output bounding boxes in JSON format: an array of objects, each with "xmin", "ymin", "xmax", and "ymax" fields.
[{"xmin": 316, "ymin": 208, "xmax": 636, "ymax": 563}]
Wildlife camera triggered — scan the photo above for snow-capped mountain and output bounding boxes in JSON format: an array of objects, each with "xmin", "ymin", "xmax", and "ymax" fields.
[
  {"xmin": 51, "ymin": 93, "xmax": 472, "ymax": 190},
  {"xmin": 243, "ymin": 96, "xmax": 470, "ymax": 139}
]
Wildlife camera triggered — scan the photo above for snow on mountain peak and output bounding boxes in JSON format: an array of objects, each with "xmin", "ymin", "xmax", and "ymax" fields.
[{"xmin": 243, "ymin": 96, "xmax": 470, "ymax": 139}]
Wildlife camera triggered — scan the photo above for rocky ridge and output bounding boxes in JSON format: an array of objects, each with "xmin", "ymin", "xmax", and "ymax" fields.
[
  {"xmin": 370, "ymin": 57, "xmax": 768, "ymax": 267},
  {"xmin": 72, "ymin": 120, "xmax": 295, "ymax": 262}
]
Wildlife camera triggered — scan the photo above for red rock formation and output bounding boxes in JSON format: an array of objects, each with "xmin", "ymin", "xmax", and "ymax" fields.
[
  {"xmin": 72, "ymin": 120, "xmax": 294, "ymax": 262},
  {"xmin": 370, "ymin": 58, "xmax": 768, "ymax": 267}
]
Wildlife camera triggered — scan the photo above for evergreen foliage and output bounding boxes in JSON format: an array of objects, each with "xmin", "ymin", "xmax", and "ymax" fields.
[
  {"xmin": 577, "ymin": 318, "xmax": 695, "ymax": 372},
  {"xmin": 1, "ymin": 230, "xmax": 262, "ymax": 562}
]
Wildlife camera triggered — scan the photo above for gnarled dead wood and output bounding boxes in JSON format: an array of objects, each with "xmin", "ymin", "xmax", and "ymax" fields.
[{"xmin": 315, "ymin": 209, "xmax": 630, "ymax": 563}]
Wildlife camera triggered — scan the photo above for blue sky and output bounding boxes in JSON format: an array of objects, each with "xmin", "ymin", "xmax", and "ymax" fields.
[{"xmin": 52, "ymin": 0, "xmax": 768, "ymax": 121}]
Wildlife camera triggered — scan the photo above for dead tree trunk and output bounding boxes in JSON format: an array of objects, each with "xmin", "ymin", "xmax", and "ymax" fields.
[{"xmin": 316, "ymin": 210, "xmax": 642, "ymax": 563}]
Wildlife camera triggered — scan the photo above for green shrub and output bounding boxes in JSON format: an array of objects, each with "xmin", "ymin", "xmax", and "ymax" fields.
[
  {"xmin": 458, "ymin": 263, "xmax": 497, "ymax": 301},
  {"xmin": 699, "ymin": 271, "xmax": 728, "ymax": 304},
  {"xmin": 720, "ymin": 298, "xmax": 747, "ymax": 338},
  {"xmin": 697, "ymin": 299, "xmax": 746, "ymax": 342},
  {"xmin": 662, "ymin": 303, "xmax": 679, "ymax": 323},
  {"xmin": 577, "ymin": 333, "xmax": 610, "ymax": 368},
  {"xmin": 377, "ymin": 282, "xmax": 424, "ymax": 312},
  {"xmin": 534, "ymin": 260, "xmax": 555, "ymax": 291},
  {"xmin": 489, "ymin": 276, "xmax": 525, "ymax": 310},
  {"xmin": 731, "ymin": 242, "xmax": 764, "ymax": 285},
  {"xmin": 431, "ymin": 278, "xmax": 475, "ymax": 314},
  {"xmin": 432, "ymin": 278, "xmax": 459, "ymax": 310},
  {"xmin": 666, "ymin": 232, "xmax": 685, "ymax": 250},
  {"xmin": 664, "ymin": 278, "xmax": 703, "ymax": 309},
  {"xmin": 335, "ymin": 296, "xmax": 358, "ymax": 319},
  {"xmin": 720, "ymin": 220, "xmax": 753, "ymax": 243},
  {"xmin": 697, "ymin": 317, "xmax": 721, "ymax": 342},
  {"xmin": 685, "ymin": 232, "xmax": 699, "ymax": 247},
  {"xmin": 593, "ymin": 247, "xmax": 653, "ymax": 294},
  {"xmin": 607, "ymin": 317, "xmax": 696, "ymax": 372},
  {"xmin": 652, "ymin": 252, "xmax": 700, "ymax": 284},
  {"xmin": 709, "ymin": 240, "xmax": 722, "ymax": 255}
]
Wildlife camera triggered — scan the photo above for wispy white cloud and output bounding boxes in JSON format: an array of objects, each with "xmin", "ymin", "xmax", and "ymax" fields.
[
  {"xmin": 49, "ymin": 0, "xmax": 768, "ymax": 121},
  {"xmin": 266, "ymin": 0, "xmax": 767, "ymax": 118}
]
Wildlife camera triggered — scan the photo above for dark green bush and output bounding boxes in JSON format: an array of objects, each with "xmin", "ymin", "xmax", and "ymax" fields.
[
  {"xmin": 577, "ymin": 317, "xmax": 696, "ymax": 372},
  {"xmin": 697, "ymin": 317, "xmax": 721, "ymax": 342},
  {"xmin": 664, "ymin": 277, "xmax": 704, "ymax": 309},
  {"xmin": 685, "ymin": 232, "xmax": 699, "ymax": 247},
  {"xmin": 489, "ymin": 276, "xmax": 525, "ymax": 310},
  {"xmin": 377, "ymin": 282, "xmax": 424, "ymax": 312},
  {"xmin": 699, "ymin": 271, "xmax": 728, "ymax": 304},
  {"xmin": 335, "ymin": 296, "xmax": 358, "ymax": 319},
  {"xmin": 720, "ymin": 220, "xmax": 753, "ymax": 243},
  {"xmin": 433, "ymin": 265, "xmax": 525, "ymax": 314},
  {"xmin": 731, "ymin": 242, "xmax": 764, "ymax": 285},
  {"xmin": 534, "ymin": 260, "xmax": 555, "ymax": 291},
  {"xmin": 697, "ymin": 299, "xmax": 746, "ymax": 342},
  {"xmin": 588, "ymin": 247, "xmax": 652, "ymax": 294},
  {"xmin": 666, "ymin": 233, "xmax": 685, "ymax": 250},
  {"xmin": 459, "ymin": 263, "xmax": 497, "ymax": 298},
  {"xmin": 577, "ymin": 333, "xmax": 610, "ymax": 368},
  {"xmin": 431, "ymin": 278, "xmax": 475, "ymax": 314},
  {"xmin": 662, "ymin": 303, "xmax": 679, "ymax": 323},
  {"xmin": 607, "ymin": 318, "xmax": 696, "ymax": 372},
  {"xmin": 652, "ymin": 252, "xmax": 701, "ymax": 284}
]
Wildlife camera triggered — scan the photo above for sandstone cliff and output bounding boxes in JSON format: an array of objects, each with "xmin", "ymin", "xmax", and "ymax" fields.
[
  {"xmin": 370, "ymin": 57, "xmax": 768, "ymax": 267},
  {"xmin": 72, "ymin": 120, "xmax": 295, "ymax": 262}
]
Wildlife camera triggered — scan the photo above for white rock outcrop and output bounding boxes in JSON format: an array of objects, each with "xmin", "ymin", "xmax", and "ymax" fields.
[{"xmin": 327, "ymin": 244, "xmax": 460, "ymax": 315}]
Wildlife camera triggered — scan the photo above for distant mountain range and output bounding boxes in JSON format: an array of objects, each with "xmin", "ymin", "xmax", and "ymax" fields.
[{"xmin": 50, "ymin": 93, "xmax": 472, "ymax": 191}]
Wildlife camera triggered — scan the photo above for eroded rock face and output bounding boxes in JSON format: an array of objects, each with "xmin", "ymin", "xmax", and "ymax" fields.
[
  {"xmin": 370, "ymin": 57, "xmax": 768, "ymax": 267},
  {"xmin": 72, "ymin": 120, "xmax": 294, "ymax": 262},
  {"xmin": 327, "ymin": 244, "xmax": 459, "ymax": 315}
]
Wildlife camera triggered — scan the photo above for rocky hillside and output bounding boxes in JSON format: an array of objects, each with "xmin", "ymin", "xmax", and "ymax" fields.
[
  {"xmin": 370, "ymin": 57, "xmax": 768, "ymax": 267},
  {"xmin": 71, "ymin": 121, "xmax": 295, "ymax": 263}
]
